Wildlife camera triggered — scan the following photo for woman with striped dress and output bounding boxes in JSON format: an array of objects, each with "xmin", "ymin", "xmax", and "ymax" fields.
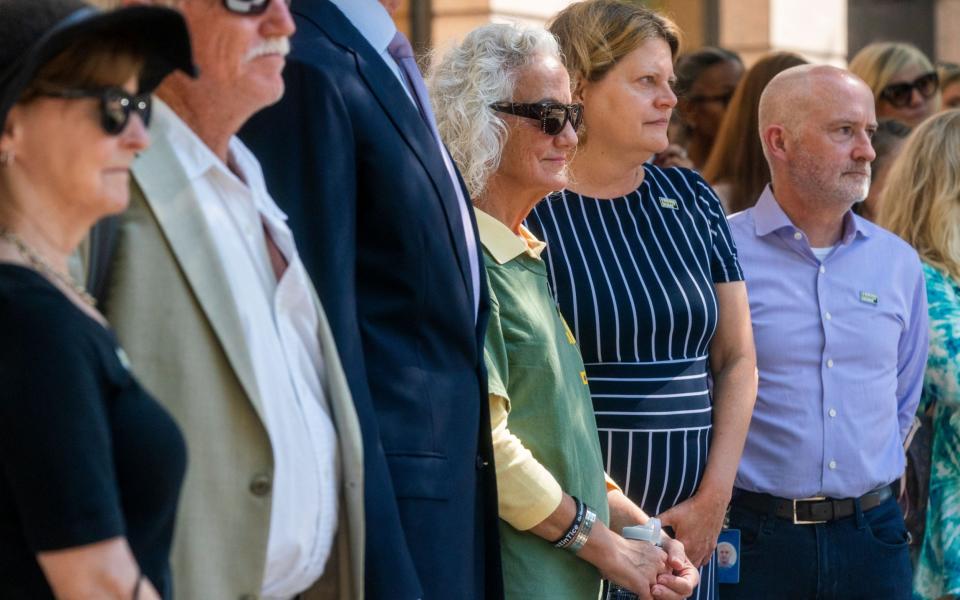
[{"xmin": 533, "ymin": 2, "xmax": 758, "ymax": 598}]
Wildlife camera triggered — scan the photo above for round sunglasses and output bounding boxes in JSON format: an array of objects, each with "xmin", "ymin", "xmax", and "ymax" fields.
[
  {"xmin": 879, "ymin": 72, "xmax": 939, "ymax": 108},
  {"xmin": 490, "ymin": 101, "xmax": 584, "ymax": 136},
  {"xmin": 222, "ymin": 0, "xmax": 290, "ymax": 15},
  {"xmin": 41, "ymin": 87, "xmax": 151, "ymax": 135}
]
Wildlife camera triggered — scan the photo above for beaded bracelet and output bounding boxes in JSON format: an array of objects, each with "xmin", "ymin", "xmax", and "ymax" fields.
[{"xmin": 551, "ymin": 496, "xmax": 585, "ymax": 549}]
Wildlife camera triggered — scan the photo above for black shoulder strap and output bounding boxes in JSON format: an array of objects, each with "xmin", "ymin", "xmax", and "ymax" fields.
[{"xmin": 85, "ymin": 214, "xmax": 119, "ymax": 306}]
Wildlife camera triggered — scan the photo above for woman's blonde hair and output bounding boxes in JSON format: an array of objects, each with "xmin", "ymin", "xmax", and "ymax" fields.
[
  {"xmin": 849, "ymin": 42, "xmax": 936, "ymax": 104},
  {"xmin": 878, "ymin": 109, "xmax": 960, "ymax": 280},
  {"xmin": 548, "ymin": 0, "xmax": 680, "ymax": 95}
]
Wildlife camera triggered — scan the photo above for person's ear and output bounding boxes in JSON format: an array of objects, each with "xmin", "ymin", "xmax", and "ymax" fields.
[
  {"xmin": 762, "ymin": 124, "xmax": 789, "ymax": 161},
  {"xmin": 1, "ymin": 107, "xmax": 24, "ymax": 156}
]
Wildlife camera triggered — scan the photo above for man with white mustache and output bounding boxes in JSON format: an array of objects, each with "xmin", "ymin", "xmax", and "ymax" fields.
[
  {"xmin": 724, "ymin": 65, "xmax": 928, "ymax": 599},
  {"xmin": 83, "ymin": 1, "xmax": 364, "ymax": 598}
]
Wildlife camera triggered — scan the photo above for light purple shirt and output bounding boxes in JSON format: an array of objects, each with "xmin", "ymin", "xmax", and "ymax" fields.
[{"xmin": 728, "ymin": 186, "xmax": 928, "ymax": 499}]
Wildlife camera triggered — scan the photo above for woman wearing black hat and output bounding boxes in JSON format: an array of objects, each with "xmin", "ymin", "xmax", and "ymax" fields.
[{"xmin": 0, "ymin": 1, "xmax": 195, "ymax": 598}]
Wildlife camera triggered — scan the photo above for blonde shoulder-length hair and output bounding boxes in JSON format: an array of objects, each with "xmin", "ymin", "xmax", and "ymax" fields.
[
  {"xmin": 878, "ymin": 109, "xmax": 960, "ymax": 280},
  {"xmin": 849, "ymin": 42, "xmax": 936, "ymax": 104}
]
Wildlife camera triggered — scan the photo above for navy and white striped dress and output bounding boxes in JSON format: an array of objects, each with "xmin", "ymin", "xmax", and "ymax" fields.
[{"xmin": 527, "ymin": 165, "xmax": 743, "ymax": 599}]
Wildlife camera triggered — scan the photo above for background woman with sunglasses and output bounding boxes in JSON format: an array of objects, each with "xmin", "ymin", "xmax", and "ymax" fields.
[
  {"xmin": 0, "ymin": 1, "xmax": 193, "ymax": 598},
  {"xmin": 851, "ymin": 42, "xmax": 941, "ymax": 128},
  {"xmin": 526, "ymin": 3, "xmax": 758, "ymax": 598},
  {"xmin": 429, "ymin": 22, "xmax": 699, "ymax": 600}
]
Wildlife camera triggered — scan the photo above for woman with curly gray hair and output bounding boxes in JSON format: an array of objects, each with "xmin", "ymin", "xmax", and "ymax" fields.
[{"xmin": 429, "ymin": 22, "xmax": 698, "ymax": 600}]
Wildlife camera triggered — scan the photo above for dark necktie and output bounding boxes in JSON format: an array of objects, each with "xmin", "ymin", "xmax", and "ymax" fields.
[{"xmin": 386, "ymin": 31, "xmax": 480, "ymax": 321}]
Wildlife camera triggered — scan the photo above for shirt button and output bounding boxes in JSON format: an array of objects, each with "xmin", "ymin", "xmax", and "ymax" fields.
[
  {"xmin": 827, "ymin": 359, "xmax": 834, "ymax": 368},
  {"xmin": 825, "ymin": 312, "xmax": 832, "ymax": 320},
  {"xmin": 476, "ymin": 455, "xmax": 488, "ymax": 470},
  {"xmin": 829, "ymin": 460, "xmax": 838, "ymax": 470},
  {"xmin": 249, "ymin": 474, "xmax": 272, "ymax": 497},
  {"xmin": 794, "ymin": 232, "xmax": 803, "ymax": 240},
  {"xmin": 819, "ymin": 265, "xmax": 826, "ymax": 274},
  {"xmin": 829, "ymin": 408, "xmax": 837, "ymax": 417}
]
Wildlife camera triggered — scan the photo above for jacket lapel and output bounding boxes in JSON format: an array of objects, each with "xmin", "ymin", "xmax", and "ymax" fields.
[
  {"xmin": 295, "ymin": 0, "xmax": 474, "ymax": 304},
  {"xmin": 131, "ymin": 134, "xmax": 268, "ymax": 424}
]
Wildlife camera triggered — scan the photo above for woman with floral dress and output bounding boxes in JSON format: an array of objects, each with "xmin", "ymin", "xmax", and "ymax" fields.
[{"xmin": 879, "ymin": 109, "xmax": 960, "ymax": 600}]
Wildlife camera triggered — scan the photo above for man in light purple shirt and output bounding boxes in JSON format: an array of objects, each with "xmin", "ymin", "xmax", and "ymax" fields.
[{"xmin": 722, "ymin": 65, "xmax": 927, "ymax": 600}]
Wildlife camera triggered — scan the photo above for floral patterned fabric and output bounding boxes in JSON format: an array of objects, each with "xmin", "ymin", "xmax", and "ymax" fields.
[{"xmin": 914, "ymin": 262, "xmax": 960, "ymax": 600}]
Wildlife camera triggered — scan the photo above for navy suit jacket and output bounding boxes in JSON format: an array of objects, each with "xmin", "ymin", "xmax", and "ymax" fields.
[{"xmin": 240, "ymin": 1, "xmax": 502, "ymax": 598}]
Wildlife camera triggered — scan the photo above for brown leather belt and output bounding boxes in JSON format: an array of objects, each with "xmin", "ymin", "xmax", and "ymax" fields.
[{"xmin": 731, "ymin": 485, "xmax": 893, "ymax": 525}]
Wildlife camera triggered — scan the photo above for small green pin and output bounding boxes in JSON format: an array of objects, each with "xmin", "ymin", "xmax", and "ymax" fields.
[
  {"xmin": 860, "ymin": 291, "xmax": 879, "ymax": 305},
  {"xmin": 659, "ymin": 197, "xmax": 679, "ymax": 210}
]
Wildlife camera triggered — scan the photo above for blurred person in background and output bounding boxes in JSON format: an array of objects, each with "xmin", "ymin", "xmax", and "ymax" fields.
[
  {"xmin": 878, "ymin": 109, "xmax": 960, "ymax": 600},
  {"xmin": 429, "ymin": 21, "xmax": 699, "ymax": 600},
  {"xmin": 702, "ymin": 52, "xmax": 808, "ymax": 213},
  {"xmin": 673, "ymin": 47, "xmax": 743, "ymax": 170},
  {"xmin": 851, "ymin": 42, "xmax": 940, "ymax": 128},
  {"xmin": 937, "ymin": 63, "xmax": 960, "ymax": 110},
  {"xmin": 853, "ymin": 119, "xmax": 911, "ymax": 222},
  {"xmin": 530, "ymin": 2, "xmax": 758, "ymax": 598},
  {"xmin": 0, "ymin": 1, "xmax": 194, "ymax": 597}
]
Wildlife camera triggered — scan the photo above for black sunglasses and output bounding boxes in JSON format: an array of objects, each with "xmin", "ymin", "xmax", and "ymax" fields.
[
  {"xmin": 222, "ymin": 0, "xmax": 290, "ymax": 15},
  {"xmin": 879, "ymin": 72, "xmax": 939, "ymax": 108},
  {"xmin": 490, "ymin": 102, "xmax": 584, "ymax": 136},
  {"xmin": 41, "ymin": 87, "xmax": 151, "ymax": 135}
]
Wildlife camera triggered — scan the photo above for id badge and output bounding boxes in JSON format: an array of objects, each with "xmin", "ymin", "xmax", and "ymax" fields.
[{"xmin": 716, "ymin": 529, "xmax": 740, "ymax": 584}]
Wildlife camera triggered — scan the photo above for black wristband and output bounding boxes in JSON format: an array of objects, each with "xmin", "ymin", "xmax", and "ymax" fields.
[{"xmin": 552, "ymin": 496, "xmax": 585, "ymax": 548}]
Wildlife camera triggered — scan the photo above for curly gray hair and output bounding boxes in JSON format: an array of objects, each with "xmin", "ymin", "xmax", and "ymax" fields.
[{"xmin": 427, "ymin": 23, "xmax": 562, "ymax": 199}]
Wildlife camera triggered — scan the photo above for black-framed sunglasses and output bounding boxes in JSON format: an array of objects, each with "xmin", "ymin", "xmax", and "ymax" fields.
[
  {"xmin": 222, "ymin": 0, "xmax": 290, "ymax": 15},
  {"xmin": 490, "ymin": 101, "xmax": 584, "ymax": 136},
  {"xmin": 41, "ymin": 87, "xmax": 151, "ymax": 135},
  {"xmin": 879, "ymin": 72, "xmax": 939, "ymax": 108}
]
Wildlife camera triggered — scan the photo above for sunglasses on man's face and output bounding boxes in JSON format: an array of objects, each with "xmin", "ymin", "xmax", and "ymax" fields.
[
  {"xmin": 42, "ymin": 87, "xmax": 151, "ymax": 135},
  {"xmin": 879, "ymin": 72, "xmax": 939, "ymax": 109},
  {"xmin": 490, "ymin": 102, "xmax": 584, "ymax": 136},
  {"xmin": 222, "ymin": 0, "xmax": 290, "ymax": 15}
]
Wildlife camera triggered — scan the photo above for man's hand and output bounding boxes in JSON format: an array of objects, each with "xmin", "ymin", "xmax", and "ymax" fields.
[
  {"xmin": 658, "ymin": 489, "xmax": 729, "ymax": 567},
  {"xmin": 652, "ymin": 537, "xmax": 700, "ymax": 599}
]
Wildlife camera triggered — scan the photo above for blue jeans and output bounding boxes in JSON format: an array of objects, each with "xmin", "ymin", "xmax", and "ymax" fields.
[{"xmin": 718, "ymin": 494, "xmax": 911, "ymax": 600}]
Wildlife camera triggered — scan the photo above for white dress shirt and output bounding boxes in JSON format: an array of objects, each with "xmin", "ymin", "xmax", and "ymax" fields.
[{"xmin": 152, "ymin": 101, "xmax": 340, "ymax": 600}]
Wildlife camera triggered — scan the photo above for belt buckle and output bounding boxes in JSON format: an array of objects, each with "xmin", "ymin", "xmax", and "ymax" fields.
[{"xmin": 792, "ymin": 496, "xmax": 827, "ymax": 525}]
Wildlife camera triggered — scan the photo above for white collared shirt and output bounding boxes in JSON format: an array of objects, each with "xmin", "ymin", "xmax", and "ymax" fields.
[{"xmin": 151, "ymin": 100, "xmax": 339, "ymax": 599}]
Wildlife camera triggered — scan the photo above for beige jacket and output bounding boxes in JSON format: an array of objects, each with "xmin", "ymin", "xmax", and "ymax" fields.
[{"xmin": 91, "ymin": 128, "xmax": 364, "ymax": 599}]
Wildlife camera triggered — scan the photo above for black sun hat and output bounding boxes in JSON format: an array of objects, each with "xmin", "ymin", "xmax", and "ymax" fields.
[{"xmin": 0, "ymin": 0, "xmax": 197, "ymax": 127}]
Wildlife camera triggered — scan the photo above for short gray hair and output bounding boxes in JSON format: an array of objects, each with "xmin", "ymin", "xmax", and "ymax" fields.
[{"xmin": 427, "ymin": 22, "xmax": 561, "ymax": 198}]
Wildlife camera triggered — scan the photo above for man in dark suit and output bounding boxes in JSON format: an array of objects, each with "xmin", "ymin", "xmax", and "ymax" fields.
[{"xmin": 240, "ymin": 1, "xmax": 502, "ymax": 598}]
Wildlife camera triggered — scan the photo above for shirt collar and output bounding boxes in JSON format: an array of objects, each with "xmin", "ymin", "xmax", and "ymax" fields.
[
  {"xmin": 149, "ymin": 99, "xmax": 288, "ymax": 223},
  {"xmin": 753, "ymin": 184, "xmax": 871, "ymax": 245},
  {"xmin": 474, "ymin": 208, "xmax": 546, "ymax": 265},
  {"xmin": 329, "ymin": 0, "xmax": 396, "ymax": 55}
]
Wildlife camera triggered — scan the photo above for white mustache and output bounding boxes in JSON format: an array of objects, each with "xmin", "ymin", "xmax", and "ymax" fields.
[{"xmin": 245, "ymin": 37, "xmax": 290, "ymax": 62}]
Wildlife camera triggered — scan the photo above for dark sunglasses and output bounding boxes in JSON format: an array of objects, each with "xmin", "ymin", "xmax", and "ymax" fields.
[
  {"xmin": 490, "ymin": 102, "xmax": 584, "ymax": 135},
  {"xmin": 879, "ymin": 72, "xmax": 939, "ymax": 108},
  {"xmin": 222, "ymin": 0, "xmax": 290, "ymax": 15},
  {"xmin": 41, "ymin": 87, "xmax": 151, "ymax": 135}
]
